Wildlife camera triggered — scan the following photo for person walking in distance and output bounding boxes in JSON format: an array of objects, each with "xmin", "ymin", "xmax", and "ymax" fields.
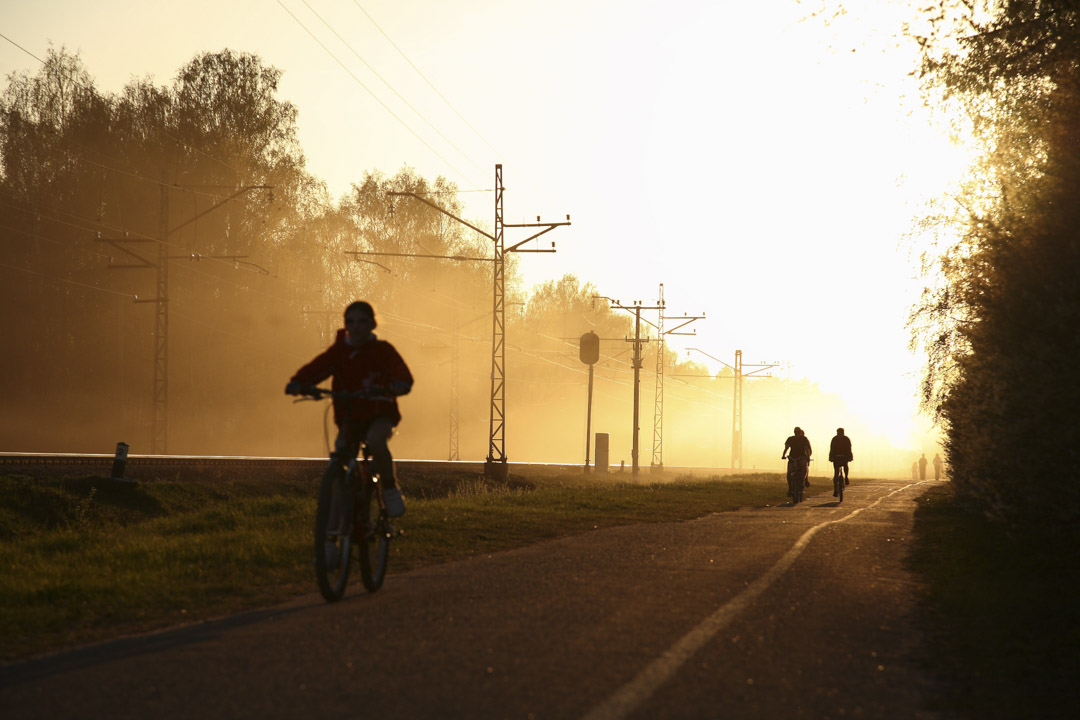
[
  {"xmin": 285, "ymin": 301, "xmax": 414, "ymax": 517},
  {"xmin": 933, "ymin": 452, "xmax": 944, "ymax": 481},
  {"xmin": 829, "ymin": 427, "xmax": 853, "ymax": 497},
  {"xmin": 918, "ymin": 453, "xmax": 928, "ymax": 481}
]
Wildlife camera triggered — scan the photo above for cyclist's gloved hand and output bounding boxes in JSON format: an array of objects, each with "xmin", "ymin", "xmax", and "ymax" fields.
[{"xmin": 285, "ymin": 381, "xmax": 306, "ymax": 396}]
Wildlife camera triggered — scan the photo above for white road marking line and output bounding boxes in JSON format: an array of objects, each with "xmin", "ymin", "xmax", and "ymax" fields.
[{"xmin": 581, "ymin": 481, "xmax": 930, "ymax": 720}]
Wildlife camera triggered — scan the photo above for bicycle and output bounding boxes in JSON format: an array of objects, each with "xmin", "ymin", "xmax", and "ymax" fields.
[
  {"xmin": 294, "ymin": 386, "xmax": 398, "ymax": 601},
  {"xmin": 785, "ymin": 455, "xmax": 809, "ymax": 504},
  {"xmin": 832, "ymin": 462, "xmax": 849, "ymax": 502}
]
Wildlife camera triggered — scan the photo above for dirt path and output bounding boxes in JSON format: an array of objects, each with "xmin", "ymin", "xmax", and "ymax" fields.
[{"xmin": 1, "ymin": 479, "xmax": 945, "ymax": 719}]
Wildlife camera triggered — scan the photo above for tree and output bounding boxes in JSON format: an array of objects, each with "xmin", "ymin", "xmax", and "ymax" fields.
[
  {"xmin": 910, "ymin": 1, "xmax": 1080, "ymax": 527},
  {"xmin": 0, "ymin": 48, "xmax": 325, "ymax": 453}
]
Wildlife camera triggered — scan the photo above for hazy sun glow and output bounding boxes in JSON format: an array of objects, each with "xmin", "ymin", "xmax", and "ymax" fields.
[{"xmin": 0, "ymin": 1, "xmax": 980, "ymax": 474}]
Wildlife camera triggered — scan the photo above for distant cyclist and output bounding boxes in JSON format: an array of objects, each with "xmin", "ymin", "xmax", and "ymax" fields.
[
  {"xmin": 781, "ymin": 427, "xmax": 812, "ymax": 497},
  {"xmin": 285, "ymin": 301, "xmax": 413, "ymax": 517},
  {"xmin": 829, "ymin": 427, "xmax": 853, "ymax": 497}
]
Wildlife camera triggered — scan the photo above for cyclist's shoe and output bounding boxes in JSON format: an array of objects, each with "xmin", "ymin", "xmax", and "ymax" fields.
[
  {"xmin": 845, "ymin": 479, "xmax": 850, "ymax": 486},
  {"xmin": 833, "ymin": 490, "xmax": 838, "ymax": 497},
  {"xmin": 383, "ymin": 487, "xmax": 406, "ymax": 517},
  {"xmin": 804, "ymin": 479, "xmax": 810, "ymax": 488}
]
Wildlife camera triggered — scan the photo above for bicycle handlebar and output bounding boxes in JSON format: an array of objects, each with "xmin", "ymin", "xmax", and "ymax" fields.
[{"xmin": 290, "ymin": 385, "xmax": 393, "ymax": 401}]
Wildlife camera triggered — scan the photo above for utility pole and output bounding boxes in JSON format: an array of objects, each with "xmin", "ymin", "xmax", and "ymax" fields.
[
  {"xmin": 99, "ymin": 175, "xmax": 271, "ymax": 454},
  {"xmin": 652, "ymin": 288, "xmax": 663, "ymax": 472},
  {"xmin": 629, "ymin": 302, "xmax": 647, "ymax": 475},
  {"xmin": 376, "ymin": 164, "xmax": 570, "ymax": 478},
  {"xmin": 594, "ymin": 296, "xmax": 665, "ymax": 476},
  {"xmin": 152, "ymin": 175, "xmax": 168, "ymax": 454},
  {"xmin": 448, "ymin": 311, "xmax": 460, "ymax": 461},
  {"xmin": 579, "ymin": 330, "xmax": 600, "ymax": 472}
]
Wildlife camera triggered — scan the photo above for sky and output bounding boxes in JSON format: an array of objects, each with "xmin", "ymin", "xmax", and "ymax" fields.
[{"xmin": 0, "ymin": 0, "xmax": 970, "ymax": 452}]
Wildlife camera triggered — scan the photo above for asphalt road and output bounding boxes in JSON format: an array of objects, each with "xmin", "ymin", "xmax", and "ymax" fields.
[{"xmin": 2, "ymin": 478, "xmax": 945, "ymax": 720}]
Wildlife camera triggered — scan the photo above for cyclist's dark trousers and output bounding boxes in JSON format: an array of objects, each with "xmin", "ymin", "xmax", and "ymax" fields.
[
  {"xmin": 833, "ymin": 461, "xmax": 849, "ymax": 483},
  {"xmin": 333, "ymin": 417, "xmax": 398, "ymax": 488}
]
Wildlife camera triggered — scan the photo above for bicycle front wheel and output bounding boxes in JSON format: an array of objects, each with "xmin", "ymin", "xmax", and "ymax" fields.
[
  {"xmin": 357, "ymin": 480, "xmax": 390, "ymax": 592},
  {"xmin": 314, "ymin": 461, "xmax": 353, "ymax": 602},
  {"xmin": 791, "ymin": 460, "xmax": 806, "ymax": 504}
]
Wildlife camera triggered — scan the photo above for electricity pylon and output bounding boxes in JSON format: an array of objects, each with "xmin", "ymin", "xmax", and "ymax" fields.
[
  {"xmin": 370, "ymin": 165, "xmax": 570, "ymax": 478},
  {"xmin": 99, "ymin": 173, "xmax": 270, "ymax": 454},
  {"xmin": 687, "ymin": 348, "xmax": 781, "ymax": 468},
  {"xmin": 650, "ymin": 283, "xmax": 704, "ymax": 471}
]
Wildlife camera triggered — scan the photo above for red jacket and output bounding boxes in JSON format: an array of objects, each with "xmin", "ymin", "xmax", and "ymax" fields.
[{"xmin": 289, "ymin": 330, "xmax": 413, "ymax": 426}]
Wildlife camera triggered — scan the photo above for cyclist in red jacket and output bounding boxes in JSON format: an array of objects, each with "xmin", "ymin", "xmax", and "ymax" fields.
[{"xmin": 286, "ymin": 301, "xmax": 413, "ymax": 516}]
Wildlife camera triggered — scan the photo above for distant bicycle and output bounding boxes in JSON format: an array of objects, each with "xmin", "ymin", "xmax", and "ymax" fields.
[
  {"xmin": 294, "ymin": 386, "xmax": 399, "ymax": 601},
  {"xmin": 833, "ymin": 463, "xmax": 848, "ymax": 502},
  {"xmin": 786, "ymin": 455, "xmax": 809, "ymax": 504}
]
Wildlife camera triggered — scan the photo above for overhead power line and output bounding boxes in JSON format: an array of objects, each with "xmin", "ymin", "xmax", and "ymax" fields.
[
  {"xmin": 0, "ymin": 259, "xmax": 136, "ymax": 299},
  {"xmin": 350, "ymin": 0, "xmax": 501, "ymax": 159},
  {"xmin": 301, "ymin": 0, "xmax": 487, "ymax": 178},
  {"xmin": 275, "ymin": 0, "xmax": 478, "ymax": 187}
]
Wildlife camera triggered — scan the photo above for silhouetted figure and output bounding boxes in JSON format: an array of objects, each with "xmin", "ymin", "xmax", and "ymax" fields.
[
  {"xmin": 782, "ymin": 426, "xmax": 812, "ymax": 497},
  {"xmin": 933, "ymin": 453, "xmax": 944, "ymax": 481},
  {"xmin": 918, "ymin": 453, "xmax": 928, "ymax": 480},
  {"xmin": 829, "ymin": 427, "xmax": 853, "ymax": 497},
  {"xmin": 286, "ymin": 301, "xmax": 413, "ymax": 517}
]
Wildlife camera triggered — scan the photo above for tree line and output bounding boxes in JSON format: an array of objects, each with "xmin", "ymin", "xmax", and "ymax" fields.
[
  {"xmin": 910, "ymin": 1, "xmax": 1080, "ymax": 529},
  {"xmin": 0, "ymin": 47, "xmax": 900, "ymax": 469}
]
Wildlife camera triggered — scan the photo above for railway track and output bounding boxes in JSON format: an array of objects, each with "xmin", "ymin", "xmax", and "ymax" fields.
[
  {"xmin": 0, "ymin": 453, "xmax": 744, "ymax": 483},
  {"xmin": 0, "ymin": 453, "xmax": 584, "ymax": 478}
]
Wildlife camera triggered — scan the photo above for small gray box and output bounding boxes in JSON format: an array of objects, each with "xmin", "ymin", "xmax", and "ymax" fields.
[{"xmin": 594, "ymin": 433, "xmax": 609, "ymax": 473}]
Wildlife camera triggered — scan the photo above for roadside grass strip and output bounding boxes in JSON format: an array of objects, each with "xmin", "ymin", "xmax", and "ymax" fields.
[{"xmin": 0, "ymin": 471, "xmax": 779, "ymax": 662}]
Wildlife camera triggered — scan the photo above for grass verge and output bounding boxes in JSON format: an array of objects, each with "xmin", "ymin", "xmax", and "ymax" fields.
[
  {"xmin": 909, "ymin": 484, "xmax": 1080, "ymax": 719},
  {"xmin": 0, "ymin": 469, "xmax": 781, "ymax": 663}
]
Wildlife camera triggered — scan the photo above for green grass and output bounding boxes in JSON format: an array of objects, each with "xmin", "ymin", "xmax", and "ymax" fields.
[
  {"xmin": 909, "ymin": 484, "xmax": 1080, "ymax": 719},
  {"xmin": 0, "ymin": 469, "xmax": 781, "ymax": 662}
]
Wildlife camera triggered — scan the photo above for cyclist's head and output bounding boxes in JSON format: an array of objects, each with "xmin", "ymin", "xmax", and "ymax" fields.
[
  {"xmin": 836, "ymin": 427, "xmax": 844, "ymax": 435},
  {"xmin": 344, "ymin": 301, "xmax": 377, "ymax": 340},
  {"xmin": 345, "ymin": 301, "xmax": 376, "ymax": 325},
  {"xmin": 794, "ymin": 426, "xmax": 803, "ymax": 436}
]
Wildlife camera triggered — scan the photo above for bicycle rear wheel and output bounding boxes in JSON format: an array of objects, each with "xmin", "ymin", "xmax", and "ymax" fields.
[
  {"xmin": 314, "ymin": 461, "xmax": 353, "ymax": 602},
  {"xmin": 836, "ymin": 472, "xmax": 845, "ymax": 502},
  {"xmin": 357, "ymin": 479, "xmax": 390, "ymax": 592}
]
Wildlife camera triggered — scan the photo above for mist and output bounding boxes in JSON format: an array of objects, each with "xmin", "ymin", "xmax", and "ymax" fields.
[{"xmin": 0, "ymin": 48, "xmax": 918, "ymax": 478}]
